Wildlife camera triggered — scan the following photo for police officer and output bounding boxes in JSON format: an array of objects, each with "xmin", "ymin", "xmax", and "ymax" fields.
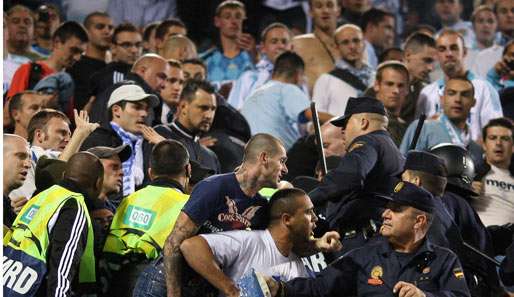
[
  {"xmin": 430, "ymin": 144, "xmax": 505, "ymax": 297},
  {"xmin": 401, "ymin": 150, "xmax": 499, "ymax": 294},
  {"xmin": 401, "ymin": 150, "xmax": 455, "ymax": 247},
  {"xmin": 103, "ymin": 140, "xmax": 192, "ymax": 296},
  {"xmin": 309, "ymin": 96, "xmax": 405, "ymax": 253},
  {"xmin": 266, "ymin": 182, "xmax": 471, "ymax": 297},
  {"xmin": 3, "ymin": 152, "xmax": 104, "ymax": 297}
]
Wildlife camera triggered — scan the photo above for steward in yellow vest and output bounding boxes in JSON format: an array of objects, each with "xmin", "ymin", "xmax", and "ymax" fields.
[
  {"xmin": 102, "ymin": 139, "xmax": 193, "ymax": 296},
  {"xmin": 103, "ymin": 178, "xmax": 189, "ymax": 259},
  {"xmin": 3, "ymin": 152, "xmax": 104, "ymax": 297}
]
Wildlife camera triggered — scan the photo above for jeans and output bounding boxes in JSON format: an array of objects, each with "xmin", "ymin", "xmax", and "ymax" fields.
[
  {"xmin": 132, "ymin": 256, "xmax": 218, "ymax": 297},
  {"xmin": 132, "ymin": 259, "xmax": 167, "ymax": 297}
]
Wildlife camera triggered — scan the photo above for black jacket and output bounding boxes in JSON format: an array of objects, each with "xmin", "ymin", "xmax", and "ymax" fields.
[
  {"xmin": 154, "ymin": 121, "xmax": 221, "ymax": 174},
  {"xmin": 88, "ymin": 61, "xmax": 132, "ymax": 99}
]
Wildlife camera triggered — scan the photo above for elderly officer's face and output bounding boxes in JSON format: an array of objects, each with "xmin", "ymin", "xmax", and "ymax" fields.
[
  {"xmin": 380, "ymin": 203, "xmax": 419, "ymax": 241},
  {"xmin": 342, "ymin": 114, "xmax": 364, "ymax": 150}
]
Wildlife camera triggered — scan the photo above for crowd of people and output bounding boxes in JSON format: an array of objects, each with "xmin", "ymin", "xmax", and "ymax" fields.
[{"xmin": 2, "ymin": 0, "xmax": 514, "ymax": 296}]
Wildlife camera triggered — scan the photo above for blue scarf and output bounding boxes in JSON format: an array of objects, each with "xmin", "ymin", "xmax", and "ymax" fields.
[
  {"xmin": 335, "ymin": 59, "xmax": 374, "ymax": 90},
  {"xmin": 110, "ymin": 122, "xmax": 144, "ymax": 196}
]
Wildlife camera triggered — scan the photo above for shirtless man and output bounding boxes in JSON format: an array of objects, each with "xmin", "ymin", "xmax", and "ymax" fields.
[{"xmin": 292, "ymin": 0, "xmax": 340, "ymax": 94}]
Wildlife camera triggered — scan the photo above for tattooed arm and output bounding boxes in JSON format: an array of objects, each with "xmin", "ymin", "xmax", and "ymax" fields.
[{"xmin": 164, "ymin": 211, "xmax": 200, "ymax": 297}]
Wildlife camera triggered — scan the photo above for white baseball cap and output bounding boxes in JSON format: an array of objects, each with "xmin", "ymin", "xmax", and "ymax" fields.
[{"xmin": 107, "ymin": 84, "xmax": 160, "ymax": 108}]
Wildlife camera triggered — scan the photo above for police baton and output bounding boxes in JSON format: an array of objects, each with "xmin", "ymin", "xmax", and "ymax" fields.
[
  {"xmin": 311, "ymin": 102, "xmax": 327, "ymax": 176},
  {"xmin": 409, "ymin": 113, "xmax": 426, "ymax": 150},
  {"xmin": 463, "ymin": 242, "xmax": 501, "ymax": 267}
]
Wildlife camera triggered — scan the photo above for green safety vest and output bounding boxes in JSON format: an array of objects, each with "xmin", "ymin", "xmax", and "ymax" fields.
[
  {"xmin": 259, "ymin": 187, "xmax": 278, "ymax": 199},
  {"xmin": 4, "ymin": 185, "xmax": 96, "ymax": 296},
  {"xmin": 103, "ymin": 185, "xmax": 189, "ymax": 260}
]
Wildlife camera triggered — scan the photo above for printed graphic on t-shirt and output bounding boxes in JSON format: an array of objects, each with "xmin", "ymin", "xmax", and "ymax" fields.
[
  {"xmin": 485, "ymin": 178, "xmax": 514, "ymax": 192},
  {"xmin": 216, "ymin": 196, "xmax": 263, "ymax": 230}
]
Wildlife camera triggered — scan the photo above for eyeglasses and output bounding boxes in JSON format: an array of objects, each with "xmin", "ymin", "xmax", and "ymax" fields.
[{"xmin": 116, "ymin": 42, "xmax": 143, "ymax": 49}]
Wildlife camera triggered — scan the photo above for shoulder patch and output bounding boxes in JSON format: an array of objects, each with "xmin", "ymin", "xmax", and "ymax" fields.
[
  {"xmin": 348, "ymin": 141, "xmax": 365, "ymax": 153},
  {"xmin": 453, "ymin": 267, "xmax": 464, "ymax": 280}
]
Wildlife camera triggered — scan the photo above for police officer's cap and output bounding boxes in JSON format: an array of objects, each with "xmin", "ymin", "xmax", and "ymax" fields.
[
  {"xmin": 385, "ymin": 181, "xmax": 435, "ymax": 214},
  {"xmin": 331, "ymin": 97, "xmax": 386, "ymax": 128},
  {"xmin": 87, "ymin": 144, "xmax": 132, "ymax": 163},
  {"xmin": 405, "ymin": 150, "xmax": 448, "ymax": 177}
]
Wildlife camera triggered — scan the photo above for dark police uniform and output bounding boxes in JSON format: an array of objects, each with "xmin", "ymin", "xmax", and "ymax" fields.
[
  {"xmin": 309, "ymin": 97, "xmax": 404, "ymax": 253},
  {"xmin": 282, "ymin": 182, "xmax": 471, "ymax": 297},
  {"xmin": 429, "ymin": 144, "xmax": 505, "ymax": 297}
]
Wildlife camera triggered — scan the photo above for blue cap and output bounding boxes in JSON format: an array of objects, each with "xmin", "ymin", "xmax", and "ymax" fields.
[
  {"xmin": 405, "ymin": 150, "xmax": 448, "ymax": 177},
  {"xmin": 386, "ymin": 181, "xmax": 435, "ymax": 214},
  {"xmin": 331, "ymin": 96, "xmax": 386, "ymax": 128}
]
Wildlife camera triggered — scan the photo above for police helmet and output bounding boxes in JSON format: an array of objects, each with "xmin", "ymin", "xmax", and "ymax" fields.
[{"xmin": 429, "ymin": 143, "xmax": 477, "ymax": 197}]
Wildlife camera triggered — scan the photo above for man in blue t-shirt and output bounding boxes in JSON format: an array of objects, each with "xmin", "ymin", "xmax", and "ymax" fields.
[
  {"xmin": 200, "ymin": 0, "xmax": 256, "ymax": 88},
  {"xmin": 132, "ymin": 133, "xmax": 289, "ymax": 297}
]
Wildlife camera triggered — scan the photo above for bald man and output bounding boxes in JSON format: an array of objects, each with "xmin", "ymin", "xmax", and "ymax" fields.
[
  {"xmin": 4, "ymin": 152, "xmax": 104, "ymax": 296},
  {"xmin": 284, "ymin": 120, "xmax": 346, "ymax": 181},
  {"xmin": 292, "ymin": 0, "xmax": 341, "ymax": 94},
  {"xmin": 3, "ymin": 134, "xmax": 31, "ymax": 227},
  {"xmin": 313, "ymin": 24, "xmax": 374, "ymax": 117},
  {"xmin": 158, "ymin": 35, "xmax": 197, "ymax": 61},
  {"xmin": 162, "ymin": 133, "xmax": 288, "ymax": 297},
  {"xmin": 89, "ymin": 53, "xmax": 170, "ymax": 125}
]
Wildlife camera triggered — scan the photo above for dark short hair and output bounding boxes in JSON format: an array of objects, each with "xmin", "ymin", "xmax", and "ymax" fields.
[
  {"xmin": 260, "ymin": 22, "xmax": 291, "ymax": 43},
  {"xmin": 376, "ymin": 61, "xmax": 410, "ymax": 83},
  {"xmin": 272, "ymin": 51, "xmax": 304, "ymax": 79},
  {"xmin": 404, "ymin": 32, "xmax": 436, "ymax": 53},
  {"xmin": 53, "ymin": 21, "xmax": 88, "ymax": 43},
  {"xmin": 361, "ymin": 8, "xmax": 394, "ymax": 32},
  {"xmin": 482, "ymin": 117, "xmax": 514, "ymax": 141},
  {"xmin": 27, "ymin": 109, "xmax": 70, "ymax": 143},
  {"xmin": 268, "ymin": 188, "xmax": 308, "ymax": 224},
  {"xmin": 112, "ymin": 22, "xmax": 140, "ymax": 44},
  {"xmin": 180, "ymin": 79, "xmax": 215, "ymax": 103},
  {"xmin": 83, "ymin": 11, "xmax": 110, "ymax": 29},
  {"xmin": 215, "ymin": 0, "xmax": 246, "ymax": 16},
  {"xmin": 407, "ymin": 170, "xmax": 447, "ymax": 197},
  {"xmin": 444, "ymin": 76, "xmax": 474, "ymax": 98},
  {"xmin": 143, "ymin": 22, "xmax": 160, "ymax": 42},
  {"xmin": 182, "ymin": 58, "xmax": 207, "ymax": 71},
  {"xmin": 379, "ymin": 47, "xmax": 403, "ymax": 63},
  {"xmin": 9, "ymin": 90, "xmax": 38, "ymax": 119},
  {"xmin": 151, "ymin": 139, "xmax": 190, "ymax": 176},
  {"xmin": 6, "ymin": 4, "xmax": 33, "ymax": 18},
  {"xmin": 155, "ymin": 18, "xmax": 186, "ymax": 40}
]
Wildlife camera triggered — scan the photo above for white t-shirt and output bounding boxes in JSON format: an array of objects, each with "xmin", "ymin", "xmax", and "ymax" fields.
[
  {"xmin": 473, "ymin": 165, "xmax": 514, "ymax": 226},
  {"xmin": 200, "ymin": 229, "xmax": 309, "ymax": 283},
  {"xmin": 312, "ymin": 73, "xmax": 359, "ymax": 117}
]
